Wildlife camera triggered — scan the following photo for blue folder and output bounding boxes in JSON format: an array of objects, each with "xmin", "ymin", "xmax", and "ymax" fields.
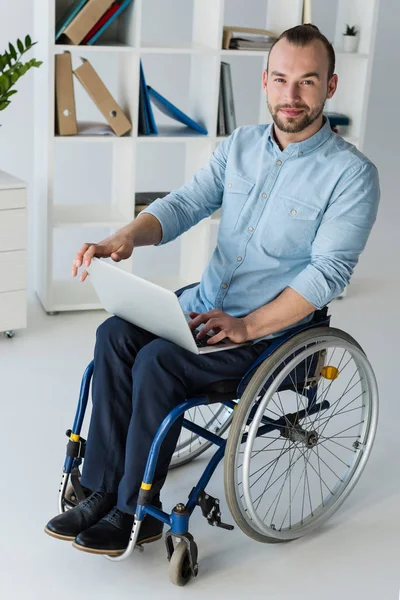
[
  {"xmin": 147, "ymin": 86, "xmax": 208, "ymax": 135},
  {"xmin": 87, "ymin": 0, "xmax": 134, "ymax": 45},
  {"xmin": 140, "ymin": 61, "xmax": 158, "ymax": 135},
  {"xmin": 55, "ymin": 0, "xmax": 89, "ymax": 41}
]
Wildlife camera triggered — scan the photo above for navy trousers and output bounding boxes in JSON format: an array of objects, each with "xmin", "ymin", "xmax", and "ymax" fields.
[{"xmin": 80, "ymin": 316, "xmax": 271, "ymax": 514}]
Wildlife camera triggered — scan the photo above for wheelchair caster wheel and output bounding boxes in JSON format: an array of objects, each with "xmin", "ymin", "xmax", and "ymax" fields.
[
  {"xmin": 4, "ymin": 330, "xmax": 14, "ymax": 338},
  {"xmin": 168, "ymin": 541, "xmax": 198, "ymax": 587}
]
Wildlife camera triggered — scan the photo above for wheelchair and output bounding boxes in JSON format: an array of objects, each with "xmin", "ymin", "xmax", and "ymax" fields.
[{"xmin": 57, "ymin": 290, "xmax": 378, "ymax": 587}]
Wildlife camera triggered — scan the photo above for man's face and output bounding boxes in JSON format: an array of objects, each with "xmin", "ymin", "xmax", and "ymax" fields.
[{"xmin": 263, "ymin": 38, "xmax": 337, "ymax": 134}]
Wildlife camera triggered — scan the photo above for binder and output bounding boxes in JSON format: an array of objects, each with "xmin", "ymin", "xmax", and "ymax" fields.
[
  {"xmin": 73, "ymin": 59, "xmax": 132, "ymax": 136},
  {"xmin": 220, "ymin": 62, "xmax": 236, "ymax": 134},
  {"xmin": 217, "ymin": 65, "xmax": 226, "ymax": 136},
  {"xmin": 64, "ymin": 0, "xmax": 115, "ymax": 45},
  {"xmin": 222, "ymin": 26, "xmax": 277, "ymax": 50},
  {"xmin": 55, "ymin": 52, "xmax": 78, "ymax": 136},
  {"xmin": 147, "ymin": 86, "xmax": 208, "ymax": 135},
  {"xmin": 55, "ymin": 0, "xmax": 89, "ymax": 41},
  {"xmin": 81, "ymin": 2, "xmax": 121, "ymax": 45},
  {"xmin": 87, "ymin": 0, "xmax": 135, "ymax": 45},
  {"xmin": 139, "ymin": 61, "xmax": 158, "ymax": 134}
]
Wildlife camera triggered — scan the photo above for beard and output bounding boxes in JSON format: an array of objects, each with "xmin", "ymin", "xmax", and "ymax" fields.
[{"xmin": 268, "ymin": 99, "xmax": 325, "ymax": 133}]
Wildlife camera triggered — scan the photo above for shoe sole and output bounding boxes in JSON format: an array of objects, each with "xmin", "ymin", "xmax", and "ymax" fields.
[
  {"xmin": 72, "ymin": 533, "xmax": 163, "ymax": 556},
  {"xmin": 44, "ymin": 527, "xmax": 75, "ymax": 542}
]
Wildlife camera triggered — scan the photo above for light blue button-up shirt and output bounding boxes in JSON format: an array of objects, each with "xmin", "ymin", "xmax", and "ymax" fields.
[{"xmin": 142, "ymin": 118, "xmax": 380, "ymax": 340}]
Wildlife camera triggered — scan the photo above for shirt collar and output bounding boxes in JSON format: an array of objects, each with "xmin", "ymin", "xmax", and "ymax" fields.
[{"xmin": 267, "ymin": 116, "xmax": 333, "ymax": 156}]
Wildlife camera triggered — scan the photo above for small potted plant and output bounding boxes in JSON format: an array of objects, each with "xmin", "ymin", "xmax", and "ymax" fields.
[
  {"xmin": 0, "ymin": 36, "xmax": 42, "ymax": 122},
  {"xmin": 343, "ymin": 24, "xmax": 359, "ymax": 53}
]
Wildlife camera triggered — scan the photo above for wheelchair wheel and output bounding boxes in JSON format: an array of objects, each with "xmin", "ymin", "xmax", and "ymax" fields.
[
  {"xmin": 170, "ymin": 403, "xmax": 233, "ymax": 469},
  {"xmin": 168, "ymin": 541, "xmax": 197, "ymax": 586},
  {"xmin": 224, "ymin": 327, "xmax": 378, "ymax": 543}
]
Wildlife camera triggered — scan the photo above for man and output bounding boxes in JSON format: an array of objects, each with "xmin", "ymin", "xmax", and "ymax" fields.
[{"xmin": 45, "ymin": 24, "xmax": 380, "ymax": 555}]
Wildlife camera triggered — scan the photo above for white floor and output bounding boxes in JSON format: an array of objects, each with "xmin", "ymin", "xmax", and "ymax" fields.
[{"xmin": 1, "ymin": 222, "xmax": 399, "ymax": 599}]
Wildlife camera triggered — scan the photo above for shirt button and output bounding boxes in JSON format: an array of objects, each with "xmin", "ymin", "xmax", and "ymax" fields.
[
  {"xmin": 221, "ymin": 283, "xmax": 228, "ymax": 289},
  {"xmin": 290, "ymin": 209, "xmax": 297, "ymax": 216},
  {"xmin": 261, "ymin": 193, "xmax": 267, "ymax": 199},
  {"xmin": 298, "ymin": 151, "xmax": 303, "ymax": 156},
  {"xmin": 276, "ymin": 159, "xmax": 282, "ymax": 166},
  {"xmin": 248, "ymin": 226, "xmax": 254, "ymax": 232},
  {"xmin": 228, "ymin": 183, "xmax": 232, "ymax": 188},
  {"xmin": 237, "ymin": 256, "xmax": 242, "ymax": 261}
]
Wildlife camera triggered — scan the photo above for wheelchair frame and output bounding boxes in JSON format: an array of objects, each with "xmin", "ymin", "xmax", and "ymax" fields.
[{"xmin": 59, "ymin": 308, "xmax": 333, "ymax": 578}]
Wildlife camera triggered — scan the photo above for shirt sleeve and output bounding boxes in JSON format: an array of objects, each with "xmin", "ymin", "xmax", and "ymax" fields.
[
  {"xmin": 140, "ymin": 134, "xmax": 233, "ymax": 245},
  {"xmin": 289, "ymin": 161, "xmax": 380, "ymax": 309}
]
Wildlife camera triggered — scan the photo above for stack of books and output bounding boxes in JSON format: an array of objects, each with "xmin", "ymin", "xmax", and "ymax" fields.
[
  {"xmin": 55, "ymin": 52, "xmax": 132, "ymax": 136},
  {"xmin": 138, "ymin": 61, "xmax": 208, "ymax": 136},
  {"xmin": 217, "ymin": 62, "xmax": 236, "ymax": 136},
  {"xmin": 222, "ymin": 26, "xmax": 278, "ymax": 51},
  {"xmin": 134, "ymin": 192, "xmax": 170, "ymax": 217},
  {"xmin": 55, "ymin": 0, "xmax": 134, "ymax": 46}
]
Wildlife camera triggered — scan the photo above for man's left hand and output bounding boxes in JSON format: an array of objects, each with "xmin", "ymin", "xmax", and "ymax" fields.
[{"xmin": 188, "ymin": 309, "xmax": 249, "ymax": 345}]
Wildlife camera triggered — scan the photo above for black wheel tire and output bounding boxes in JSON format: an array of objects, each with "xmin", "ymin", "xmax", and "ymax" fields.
[
  {"xmin": 224, "ymin": 327, "xmax": 365, "ymax": 543},
  {"xmin": 168, "ymin": 542, "xmax": 197, "ymax": 586}
]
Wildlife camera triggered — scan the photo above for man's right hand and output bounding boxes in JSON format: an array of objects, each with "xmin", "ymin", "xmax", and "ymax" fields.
[{"xmin": 72, "ymin": 230, "xmax": 134, "ymax": 282}]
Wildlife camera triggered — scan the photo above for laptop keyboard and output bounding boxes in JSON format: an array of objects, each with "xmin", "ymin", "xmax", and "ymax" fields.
[{"xmin": 192, "ymin": 330, "xmax": 225, "ymax": 348}]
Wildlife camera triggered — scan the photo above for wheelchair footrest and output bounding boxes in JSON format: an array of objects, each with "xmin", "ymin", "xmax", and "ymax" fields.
[{"xmin": 196, "ymin": 491, "xmax": 234, "ymax": 530}]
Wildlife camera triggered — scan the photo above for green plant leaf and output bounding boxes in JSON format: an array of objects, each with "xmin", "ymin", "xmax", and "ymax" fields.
[
  {"xmin": 17, "ymin": 38, "xmax": 24, "ymax": 54},
  {"xmin": 3, "ymin": 90, "xmax": 18, "ymax": 99},
  {"xmin": 8, "ymin": 43, "xmax": 17, "ymax": 60},
  {"xmin": 0, "ymin": 74, "xmax": 10, "ymax": 93},
  {"xmin": 0, "ymin": 100, "xmax": 11, "ymax": 111},
  {"xmin": 25, "ymin": 35, "xmax": 32, "ymax": 48}
]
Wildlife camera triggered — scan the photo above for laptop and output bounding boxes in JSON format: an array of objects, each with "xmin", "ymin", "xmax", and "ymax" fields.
[{"xmin": 86, "ymin": 258, "xmax": 248, "ymax": 355}]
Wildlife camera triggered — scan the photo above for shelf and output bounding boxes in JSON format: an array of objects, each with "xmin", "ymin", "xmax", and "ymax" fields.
[
  {"xmin": 52, "ymin": 205, "xmax": 130, "ymax": 228},
  {"xmin": 140, "ymin": 42, "xmax": 213, "ymax": 54},
  {"xmin": 54, "ymin": 134, "xmax": 133, "ymax": 144},
  {"xmin": 55, "ymin": 43, "xmax": 136, "ymax": 53},
  {"xmin": 220, "ymin": 49, "xmax": 271, "ymax": 57},
  {"xmin": 137, "ymin": 125, "xmax": 212, "ymax": 143}
]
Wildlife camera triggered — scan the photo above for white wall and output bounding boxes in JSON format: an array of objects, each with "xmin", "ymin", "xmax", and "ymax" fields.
[{"xmin": 0, "ymin": 0, "xmax": 398, "ymax": 293}]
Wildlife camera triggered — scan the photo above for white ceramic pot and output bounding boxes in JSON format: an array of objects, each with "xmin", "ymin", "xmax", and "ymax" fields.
[{"xmin": 343, "ymin": 35, "xmax": 358, "ymax": 52}]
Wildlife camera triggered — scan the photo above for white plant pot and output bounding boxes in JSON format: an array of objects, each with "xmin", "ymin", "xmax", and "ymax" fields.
[{"xmin": 343, "ymin": 35, "xmax": 359, "ymax": 52}]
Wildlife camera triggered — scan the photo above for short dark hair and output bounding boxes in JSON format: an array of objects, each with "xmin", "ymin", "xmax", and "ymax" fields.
[{"xmin": 267, "ymin": 24, "xmax": 335, "ymax": 80}]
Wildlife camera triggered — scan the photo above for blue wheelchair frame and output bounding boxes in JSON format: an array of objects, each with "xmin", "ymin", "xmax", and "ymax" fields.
[{"xmin": 63, "ymin": 305, "xmax": 331, "ymax": 549}]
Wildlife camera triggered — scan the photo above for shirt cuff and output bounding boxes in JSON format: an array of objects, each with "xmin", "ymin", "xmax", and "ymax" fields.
[
  {"xmin": 139, "ymin": 198, "xmax": 178, "ymax": 246},
  {"xmin": 289, "ymin": 265, "xmax": 341, "ymax": 309}
]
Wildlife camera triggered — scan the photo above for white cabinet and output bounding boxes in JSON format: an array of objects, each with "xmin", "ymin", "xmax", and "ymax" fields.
[{"xmin": 0, "ymin": 171, "xmax": 27, "ymax": 334}]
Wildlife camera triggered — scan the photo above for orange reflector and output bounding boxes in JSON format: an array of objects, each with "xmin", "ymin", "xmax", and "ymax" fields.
[{"xmin": 321, "ymin": 366, "xmax": 339, "ymax": 380}]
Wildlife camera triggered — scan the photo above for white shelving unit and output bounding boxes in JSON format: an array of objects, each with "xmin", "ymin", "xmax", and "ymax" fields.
[{"xmin": 33, "ymin": 0, "xmax": 379, "ymax": 313}]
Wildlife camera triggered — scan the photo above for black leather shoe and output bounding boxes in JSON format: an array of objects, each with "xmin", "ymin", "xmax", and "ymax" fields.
[
  {"xmin": 45, "ymin": 491, "xmax": 118, "ymax": 541},
  {"xmin": 73, "ymin": 504, "xmax": 164, "ymax": 555}
]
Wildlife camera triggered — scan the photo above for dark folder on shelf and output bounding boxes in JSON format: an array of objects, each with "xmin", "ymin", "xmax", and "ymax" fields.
[
  {"xmin": 217, "ymin": 64, "xmax": 226, "ymax": 136},
  {"xmin": 325, "ymin": 112, "xmax": 350, "ymax": 127},
  {"xmin": 73, "ymin": 58, "xmax": 132, "ymax": 136},
  {"xmin": 147, "ymin": 86, "xmax": 208, "ymax": 135},
  {"xmin": 55, "ymin": 52, "xmax": 78, "ymax": 136},
  {"xmin": 139, "ymin": 61, "xmax": 158, "ymax": 135},
  {"xmin": 55, "ymin": 0, "xmax": 89, "ymax": 41},
  {"xmin": 81, "ymin": 1, "xmax": 121, "ymax": 45},
  {"xmin": 86, "ymin": 0, "xmax": 134, "ymax": 45},
  {"xmin": 220, "ymin": 62, "xmax": 236, "ymax": 134}
]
